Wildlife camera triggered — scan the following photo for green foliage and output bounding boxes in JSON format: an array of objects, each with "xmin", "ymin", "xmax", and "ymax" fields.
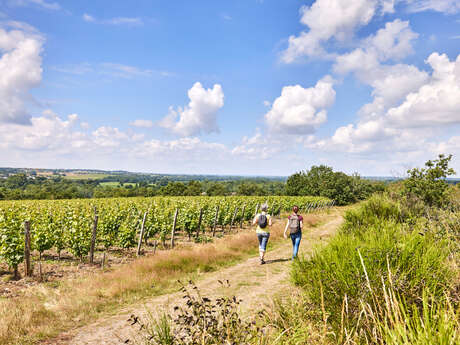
[
  {"xmin": 130, "ymin": 281, "xmax": 260, "ymax": 345},
  {"xmin": 290, "ymin": 194, "xmax": 457, "ymax": 342},
  {"xmin": 34, "ymin": 212, "xmax": 56, "ymax": 254},
  {"xmin": 65, "ymin": 206, "xmax": 92, "ymax": 260},
  {"xmin": 378, "ymin": 292, "xmax": 459, "ymax": 345},
  {"xmin": 341, "ymin": 194, "xmax": 404, "ymax": 235},
  {"xmin": 286, "ymin": 165, "xmax": 385, "ymax": 205},
  {"xmin": 0, "ymin": 195, "xmax": 328, "ymax": 266},
  {"xmin": 403, "ymin": 154, "xmax": 456, "ymax": 207},
  {"xmin": 0, "ymin": 207, "xmax": 25, "ymax": 272}
]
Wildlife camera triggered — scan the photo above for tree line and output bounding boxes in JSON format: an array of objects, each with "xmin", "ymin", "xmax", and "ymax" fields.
[
  {"xmin": 0, "ymin": 174, "xmax": 285, "ymax": 200},
  {"xmin": 0, "ymin": 165, "xmax": 398, "ymax": 203}
]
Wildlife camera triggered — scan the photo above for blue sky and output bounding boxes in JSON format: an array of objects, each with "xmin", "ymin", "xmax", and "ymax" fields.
[{"xmin": 0, "ymin": 0, "xmax": 459, "ymax": 176}]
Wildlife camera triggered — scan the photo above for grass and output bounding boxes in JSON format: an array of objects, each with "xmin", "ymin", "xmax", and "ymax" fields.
[
  {"xmin": 0, "ymin": 217, "xmax": 290, "ymax": 345},
  {"xmin": 264, "ymin": 194, "xmax": 459, "ymax": 345}
]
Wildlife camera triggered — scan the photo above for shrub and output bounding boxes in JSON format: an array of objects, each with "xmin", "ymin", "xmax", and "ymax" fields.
[
  {"xmin": 403, "ymin": 154, "xmax": 456, "ymax": 207},
  {"xmin": 130, "ymin": 281, "xmax": 261, "ymax": 345},
  {"xmin": 292, "ymin": 201, "xmax": 455, "ymax": 339},
  {"xmin": 341, "ymin": 194, "xmax": 403, "ymax": 235}
]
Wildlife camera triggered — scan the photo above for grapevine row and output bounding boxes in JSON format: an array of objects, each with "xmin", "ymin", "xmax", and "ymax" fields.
[{"xmin": 0, "ymin": 196, "xmax": 331, "ymax": 275}]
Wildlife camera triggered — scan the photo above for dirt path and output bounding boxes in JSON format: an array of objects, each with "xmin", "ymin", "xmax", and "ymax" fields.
[{"xmin": 51, "ymin": 210, "xmax": 343, "ymax": 345}]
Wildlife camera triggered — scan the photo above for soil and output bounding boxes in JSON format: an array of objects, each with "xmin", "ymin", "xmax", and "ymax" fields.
[
  {"xmin": 0, "ymin": 228, "xmax": 238, "ymax": 298},
  {"xmin": 44, "ymin": 209, "xmax": 343, "ymax": 345}
]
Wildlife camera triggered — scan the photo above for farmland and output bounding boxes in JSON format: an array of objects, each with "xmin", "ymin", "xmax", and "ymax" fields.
[{"xmin": 0, "ymin": 195, "xmax": 330, "ymax": 279}]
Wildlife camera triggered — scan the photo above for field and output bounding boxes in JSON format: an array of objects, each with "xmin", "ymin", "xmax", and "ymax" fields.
[
  {"xmin": 0, "ymin": 162, "xmax": 458, "ymax": 345},
  {"xmin": 99, "ymin": 181, "xmax": 137, "ymax": 187},
  {"xmin": 0, "ymin": 195, "xmax": 330, "ymax": 279},
  {"xmin": 0, "ymin": 195, "xmax": 331, "ymax": 344},
  {"xmin": 63, "ymin": 173, "xmax": 110, "ymax": 180}
]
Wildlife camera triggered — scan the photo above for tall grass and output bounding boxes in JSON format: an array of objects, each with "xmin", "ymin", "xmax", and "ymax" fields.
[{"xmin": 282, "ymin": 194, "xmax": 459, "ymax": 344}]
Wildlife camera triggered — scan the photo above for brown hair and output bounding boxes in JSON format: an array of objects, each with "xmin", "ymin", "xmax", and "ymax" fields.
[{"xmin": 292, "ymin": 205, "xmax": 299, "ymax": 214}]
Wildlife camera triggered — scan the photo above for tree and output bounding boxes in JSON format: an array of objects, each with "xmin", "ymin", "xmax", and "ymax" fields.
[
  {"xmin": 185, "ymin": 180, "xmax": 202, "ymax": 196},
  {"xmin": 285, "ymin": 172, "xmax": 308, "ymax": 196},
  {"xmin": 237, "ymin": 182, "xmax": 264, "ymax": 196},
  {"xmin": 160, "ymin": 182, "xmax": 187, "ymax": 196},
  {"xmin": 403, "ymin": 154, "xmax": 456, "ymax": 207},
  {"xmin": 206, "ymin": 183, "xmax": 228, "ymax": 196},
  {"xmin": 286, "ymin": 165, "xmax": 383, "ymax": 205}
]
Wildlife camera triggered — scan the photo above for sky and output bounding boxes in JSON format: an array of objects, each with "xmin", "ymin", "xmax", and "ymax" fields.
[{"xmin": 0, "ymin": 0, "xmax": 459, "ymax": 177}]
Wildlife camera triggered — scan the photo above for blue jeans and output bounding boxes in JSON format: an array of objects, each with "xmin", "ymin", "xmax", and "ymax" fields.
[
  {"xmin": 290, "ymin": 231, "xmax": 302, "ymax": 259},
  {"xmin": 257, "ymin": 232, "xmax": 270, "ymax": 252}
]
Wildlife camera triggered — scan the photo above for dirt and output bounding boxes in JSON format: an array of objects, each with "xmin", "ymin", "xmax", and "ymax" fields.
[
  {"xmin": 0, "ymin": 229, "xmax": 234, "ymax": 298},
  {"xmin": 44, "ymin": 210, "xmax": 343, "ymax": 345}
]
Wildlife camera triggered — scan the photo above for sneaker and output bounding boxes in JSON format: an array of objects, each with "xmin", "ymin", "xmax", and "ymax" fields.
[{"xmin": 260, "ymin": 259, "xmax": 266, "ymax": 265}]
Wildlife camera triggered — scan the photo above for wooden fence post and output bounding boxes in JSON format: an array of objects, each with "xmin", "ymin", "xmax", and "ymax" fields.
[
  {"xmin": 212, "ymin": 206, "xmax": 219, "ymax": 237},
  {"xmin": 171, "ymin": 208, "xmax": 179, "ymax": 248},
  {"xmin": 229, "ymin": 207, "xmax": 238, "ymax": 231},
  {"xmin": 89, "ymin": 207, "xmax": 98, "ymax": 264},
  {"xmin": 240, "ymin": 204, "xmax": 246, "ymax": 228},
  {"xmin": 196, "ymin": 208, "xmax": 203, "ymax": 239},
  {"xmin": 254, "ymin": 203, "xmax": 260, "ymax": 218},
  {"xmin": 137, "ymin": 211, "xmax": 148, "ymax": 256},
  {"xmin": 24, "ymin": 221, "xmax": 32, "ymax": 277}
]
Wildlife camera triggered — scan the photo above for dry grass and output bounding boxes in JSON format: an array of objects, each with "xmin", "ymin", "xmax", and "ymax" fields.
[
  {"xmin": 303, "ymin": 214, "xmax": 321, "ymax": 227},
  {"xmin": 0, "ymin": 221, "xmax": 287, "ymax": 345}
]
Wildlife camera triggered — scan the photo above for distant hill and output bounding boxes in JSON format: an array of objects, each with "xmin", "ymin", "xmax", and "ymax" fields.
[{"xmin": 0, "ymin": 167, "xmax": 287, "ymax": 183}]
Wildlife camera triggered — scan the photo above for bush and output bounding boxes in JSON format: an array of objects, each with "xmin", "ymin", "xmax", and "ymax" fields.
[
  {"xmin": 130, "ymin": 281, "xmax": 261, "ymax": 345},
  {"xmin": 291, "ymin": 196, "xmax": 455, "ymax": 340},
  {"xmin": 341, "ymin": 194, "xmax": 404, "ymax": 235},
  {"xmin": 403, "ymin": 154, "xmax": 456, "ymax": 207}
]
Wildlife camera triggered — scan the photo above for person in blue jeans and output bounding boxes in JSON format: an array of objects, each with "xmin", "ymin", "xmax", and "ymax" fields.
[
  {"xmin": 284, "ymin": 205, "xmax": 303, "ymax": 259},
  {"xmin": 252, "ymin": 203, "xmax": 272, "ymax": 265}
]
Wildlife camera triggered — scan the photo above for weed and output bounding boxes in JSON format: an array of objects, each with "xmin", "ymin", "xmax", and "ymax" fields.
[{"xmin": 130, "ymin": 281, "xmax": 261, "ymax": 345}]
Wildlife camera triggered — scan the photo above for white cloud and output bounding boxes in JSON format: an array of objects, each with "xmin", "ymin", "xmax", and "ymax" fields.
[
  {"xmin": 130, "ymin": 119, "xmax": 154, "ymax": 128},
  {"xmin": 107, "ymin": 17, "xmax": 143, "ymax": 26},
  {"xmin": 52, "ymin": 62, "xmax": 172, "ymax": 79},
  {"xmin": 0, "ymin": 110, "xmax": 87, "ymax": 151},
  {"xmin": 9, "ymin": 0, "xmax": 61, "ymax": 11},
  {"xmin": 405, "ymin": 0, "xmax": 460, "ymax": 14},
  {"xmin": 312, "ymin": 53, "xmax": 460, "ymax": 157},
  {"xmin": 82, "ymin": 13, "xmax": 95, "ymax": 22},
  {"xmin": 334, "ymin": 20, "xmax": 428, "ymax": 120},
  {"xmin": 264, "ymin": 77, "xmax": 335, "ymax": 134},
  {"xmin": 387, "ymin": 53, "xmax": 460, "ymax": 127},
  {"xmin": 159, "ymin": 82, "xmax": 224, "ymax": 137},
  {"xmin": 0, "ymin": 22, "xmax": 44, "ymax": 124},
  {"xmin": 231, "ymin": 129, "xmax": 286, "ymax": 159},
  {"xmin": 282, "ymin": 0, "xmax": 380, "ymax": 62},
  {"xmin": 82, "ymin": 14, "xmax": 143, "ymax": 26},
  {"xmin": 92, "ymin": 126, "xmax": 129, "ymax": 148},
  {"xmin": 365, "ymin": 19, "xmax": 418, "ymax": 61},
  {"xmin": 0, "ymin": 111, "xmax": 231, "ymax": 172},
  {"xmin": 99, "ymin": 63, "xmax": 153, "ymax": 78}
]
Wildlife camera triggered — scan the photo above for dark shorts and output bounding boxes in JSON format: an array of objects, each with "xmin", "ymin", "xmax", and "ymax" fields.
[{"xmin": 257, "ymin": 232, "xmax": 270, "ymax": 251}]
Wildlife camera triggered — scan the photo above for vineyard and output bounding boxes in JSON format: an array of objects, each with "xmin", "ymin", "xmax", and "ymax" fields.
[{"xmin": 0, "ymin": 196, "xmax": 331, "ymax": 277}]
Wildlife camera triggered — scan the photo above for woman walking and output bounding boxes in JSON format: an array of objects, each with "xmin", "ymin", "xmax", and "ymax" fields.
[
  {"xmin": 253, "ymin": 203, "xmax": 272, "ymax": 265},
  {"xmin": 284, "ymin": 205, "xmax": 303, "ymax": 260}
]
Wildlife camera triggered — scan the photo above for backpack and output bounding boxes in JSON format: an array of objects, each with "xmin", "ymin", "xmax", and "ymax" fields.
[
  {"xmin": 289, "ymin": 214, "xmax": 300, "ymax": 234},
  {"xmin": 258, "ymin": 214, "xmax": 268, "ymax": 229}
]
